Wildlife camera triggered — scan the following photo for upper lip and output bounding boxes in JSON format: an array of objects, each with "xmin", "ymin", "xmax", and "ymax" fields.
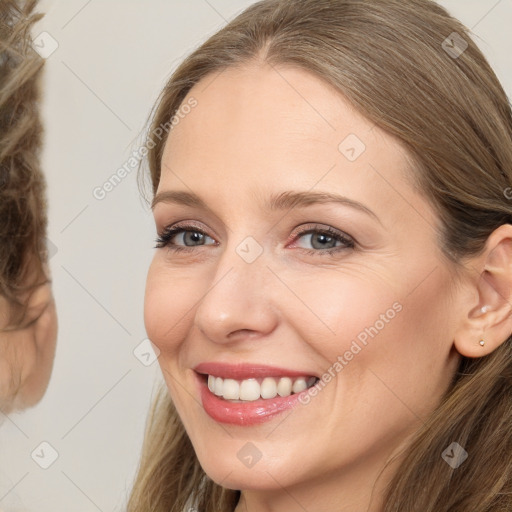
[{"xmin": 194, "ymin": 362, "xmax": 317, "ymax": 380}]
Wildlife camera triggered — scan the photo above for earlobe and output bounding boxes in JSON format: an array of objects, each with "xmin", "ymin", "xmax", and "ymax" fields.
[{"xmin": 453, "ymin": 224, "xmax": 512, "ymax": 358}]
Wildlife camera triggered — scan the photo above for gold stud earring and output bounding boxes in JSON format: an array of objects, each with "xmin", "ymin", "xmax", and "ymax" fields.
[{"xmin": 479, "ymin": 339, "xmax": 485, "ymax": 347}]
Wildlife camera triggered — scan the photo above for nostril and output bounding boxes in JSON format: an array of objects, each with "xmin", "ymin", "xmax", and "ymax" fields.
[{"xmin": 227, "ymin": 329, "xmax": 259, "ymax": 340}]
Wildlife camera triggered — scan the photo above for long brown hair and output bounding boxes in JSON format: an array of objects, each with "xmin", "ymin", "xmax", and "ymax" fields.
[
  {"xmin": 0, "ymin": 0, "xmax": 48, "ymax": 328},
  {"xmin": 128, "ymin": 1, "xmax": 512, "ymax": 510}
]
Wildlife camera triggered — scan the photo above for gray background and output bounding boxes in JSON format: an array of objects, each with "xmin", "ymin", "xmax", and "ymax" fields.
[{"xmin": 0, "ymin": 1, "xmax": 510, "ymax": 511}]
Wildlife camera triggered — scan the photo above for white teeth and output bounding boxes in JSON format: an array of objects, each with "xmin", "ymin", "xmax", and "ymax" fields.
[
  {"xmin": 222, "ymin": 379, "xmax": 240, "ymax": 400},
  {"xmin": 260, "ymin": 377, "xmax": 277, "ymax": 399},
  {"xmin": 239, "ymin": 379, "xmax": 260, "ymax": 401},
  {"xmin": 277, "ymin": 377, "xmax": 292, "ymax": 397},
  {"xmin": 214, "ymin": 377, "xmax": 224, "ymax": 396},
  {"xmin": 292, "ymin": 377, "xmax": 308, "ymax": 393},
  {"xmin": 207, "ymin": 375, "xmax": 316, "ymax": 401}
]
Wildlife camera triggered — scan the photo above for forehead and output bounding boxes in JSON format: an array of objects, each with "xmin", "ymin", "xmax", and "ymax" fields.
[
  {"xmin": 158, "ymin": 62, "xmax": 432, "ymax": 227},
  {"xmin": 164, "ymin": 62, "xmax": 376, "ymax": 164}
]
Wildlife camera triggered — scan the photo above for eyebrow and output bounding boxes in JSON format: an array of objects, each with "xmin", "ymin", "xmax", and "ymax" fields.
[{"xmin": 152, "ymin": 190, "xmax": 380, "ymax": 223}]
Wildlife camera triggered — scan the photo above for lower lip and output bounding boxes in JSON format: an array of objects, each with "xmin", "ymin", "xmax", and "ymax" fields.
[{"xmin": 196, "ymin": 374, "xmax": 311, "ymax": 426}]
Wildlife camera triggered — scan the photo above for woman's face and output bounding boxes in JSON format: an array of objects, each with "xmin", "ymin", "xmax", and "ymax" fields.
[{"xmin": 145, "ymin": 63, "xmax": 462, "ymax": 505}]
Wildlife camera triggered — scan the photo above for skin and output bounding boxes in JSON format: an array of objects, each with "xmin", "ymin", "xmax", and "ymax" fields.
[
  {"xmin": 0, "ymin": 264, "xmax": 57, "ymax": 416},
  {"xmin": 145, "ymin": 61, "xmax": 512, "ymax": 512}
]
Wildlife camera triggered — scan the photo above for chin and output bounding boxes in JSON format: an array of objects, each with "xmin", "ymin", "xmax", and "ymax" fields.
[{"xmin": 200, "ymin": 460, "xmax": 289, "ymax": 491}]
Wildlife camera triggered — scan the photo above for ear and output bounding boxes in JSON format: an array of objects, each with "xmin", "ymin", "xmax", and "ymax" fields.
[{"xmin": 453, "ymin": 223, "xmax": 512, "ymax": 358}]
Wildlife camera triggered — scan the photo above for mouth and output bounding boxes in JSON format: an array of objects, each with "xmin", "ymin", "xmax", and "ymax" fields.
[
  {"xmin": 193, "ymin": 362, "xmax": 320, "ymax": 425},
  {"xmin": 202, "ymin": 374, "xmax": 318, "ymax": 402}
]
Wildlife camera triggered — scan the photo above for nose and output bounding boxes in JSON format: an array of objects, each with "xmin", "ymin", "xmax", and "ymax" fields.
[{"xmin": 193, "ymin": 240, "xmax": 279, "ymax": 345}]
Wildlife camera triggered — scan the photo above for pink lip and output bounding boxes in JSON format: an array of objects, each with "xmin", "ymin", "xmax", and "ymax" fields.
[
  {"xmin": 193, "ymin": 362, "xmax": 318, "ymax": 426},
  {"xmin": 194, "ymin": 362, "xmax": 316, "ymax": 380}
]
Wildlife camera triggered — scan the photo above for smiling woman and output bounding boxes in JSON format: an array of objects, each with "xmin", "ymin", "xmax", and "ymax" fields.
[{"xmin": 128, "ymin": 1, "xmax": 512, "ymax": 511}]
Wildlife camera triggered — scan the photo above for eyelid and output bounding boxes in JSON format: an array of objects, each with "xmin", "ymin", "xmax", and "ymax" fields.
[
  {"xmin": 288, "ymin": 223, "xmax": 355, "ymax": 244},
  {"xmin": 158, "ymin": 221, "xmax": 353, "ymax": 240},
  {"xmin": 156, "ymin": 221, "xmax": 355, "ymax": 254},
  {"xmin": 157, "ymin": 220, "xmax": 216, "ymax": 241}
]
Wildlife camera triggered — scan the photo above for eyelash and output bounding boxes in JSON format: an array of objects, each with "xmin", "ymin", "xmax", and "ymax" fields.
[{"xmin": 155, "ymin": 222, "xmax": 355, "ymax": 257}]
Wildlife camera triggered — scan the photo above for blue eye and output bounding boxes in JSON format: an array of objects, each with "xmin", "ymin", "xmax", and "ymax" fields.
[
  {"xmin": 292, "ymin": 226, "xmax": 355, "ymax": 256},
  {"xmin": 155, "ymin": 223, "xmax": 355, "ymax": 257},
  {"xmin": 155, "ymin": 224, "xmax": 216, "ymax": 251}
]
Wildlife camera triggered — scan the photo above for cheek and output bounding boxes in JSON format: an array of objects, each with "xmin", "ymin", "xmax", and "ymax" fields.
[
  {"xmin": 287, "ymin": 264, "xmax": 455, "ymax": 398},
  {"xmin": 332, "ymin": 268, "xmax": 456, "ymax": 421},
  {"xmin": 281, "ymin": 266, "xmax": 404, "ymax": 360},
  {"xmin": 144, "ymin": 259, "xmax": 198, "ymax": 356}
]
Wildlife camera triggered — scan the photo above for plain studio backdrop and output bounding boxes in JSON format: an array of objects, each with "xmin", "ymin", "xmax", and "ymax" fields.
[{"xmin": 0, "ymin": 1, "xmax": 511, "ymax": 511}]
